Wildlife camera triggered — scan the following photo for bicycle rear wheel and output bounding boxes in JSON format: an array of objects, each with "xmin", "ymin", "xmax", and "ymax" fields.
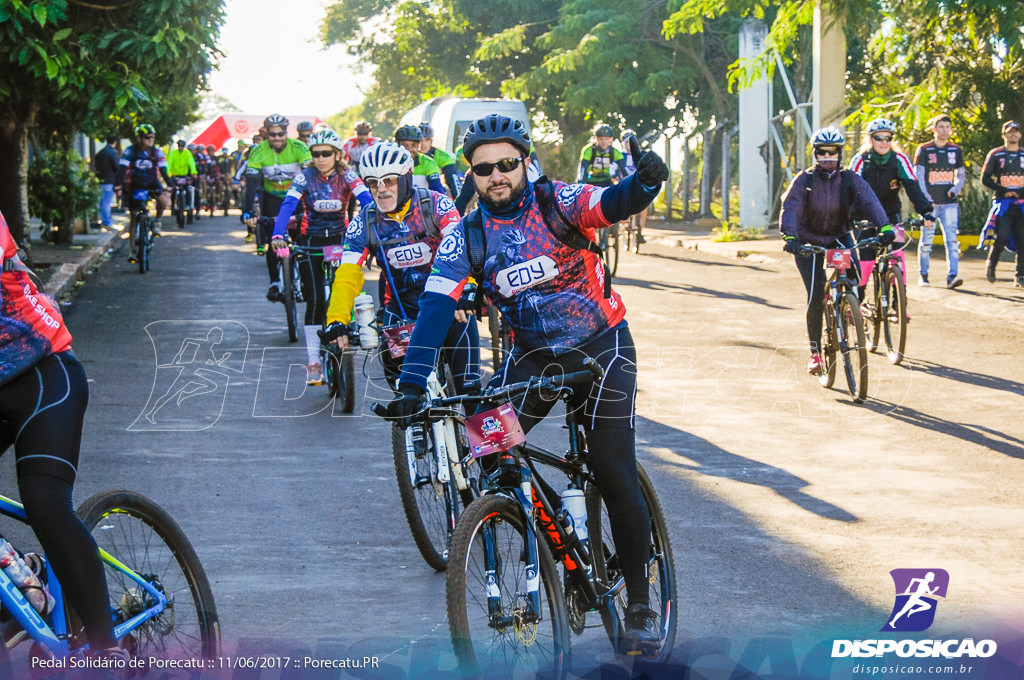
[
  {"xmin": 882, "ymin": 266, "xmax": 907, "ymax": 365},
  {"xmin": 75, "ymin": 490, "xmax": 220, "ymax": 661},
  {"xmin": 447, "ymin": 494, "xmax": 570, "ymax": 679},
  {"xmin": 587, "ymin": 462, "xmax": 676, "ymax": 662},
  {"xmin": 838, "ymin": 292, "xmax": 868, "ymax": 402},
  {"xmin": 280, "ymin": 257, "xmax": 298, "ymax": 343},
  {"xmin": 175, "ymin": 190, "xmax": 186, "ymax": 229}
]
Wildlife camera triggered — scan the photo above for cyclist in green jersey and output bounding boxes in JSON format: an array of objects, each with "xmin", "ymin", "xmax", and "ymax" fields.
[
  {"xmin": 418, "ymin": 122, "xmax": 461, "ymax": 196},
  {"xmin": 167, "ymin": 139, "xmax": 198, "ymax": 225},
  {"xmin": 243, "ymin": 113, "xmax": 312, "ymax": 301},
  {"xmin": 394, "ymin": 124, "xmax": 449, "ymax": 196},
  {"xmin": 579, "ymin": 122, "xmax": 627, "ymax": 186}
]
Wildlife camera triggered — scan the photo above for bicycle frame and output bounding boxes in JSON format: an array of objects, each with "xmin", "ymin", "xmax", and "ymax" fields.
[{"xmin": 0, "ymin": 494, "xmax": 167, "ymax": 658}]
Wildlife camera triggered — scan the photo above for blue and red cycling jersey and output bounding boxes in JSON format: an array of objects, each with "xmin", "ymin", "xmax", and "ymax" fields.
[
  {"xmin": 273, "ymin": 167, "xmax": 372, "ymax": 239},
  {"xmin": 342, "ymin": 190, "xmax": 460, "ymax": 314},
  {"xmin": 1, "ymin": 211, "xmax": 71, "ymax": 376},
  {"xmin": 426, "ymin": 181, "xmax": 626, "ymax": 352},
  {"xmin": 117, "ymin": 145, "xmax": 168, "ymax": 189}
]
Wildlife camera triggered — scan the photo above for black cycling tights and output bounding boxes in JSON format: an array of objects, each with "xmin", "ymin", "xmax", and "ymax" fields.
[
  {"xmin": 488, "ymin": 323, "xmax": 652, "ymax": 607},
  {"xmin": 0, "ymin": 352, "xmax": 114, "ymax": 650}
]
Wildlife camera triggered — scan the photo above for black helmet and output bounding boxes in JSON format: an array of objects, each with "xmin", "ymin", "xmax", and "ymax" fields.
[
  {"xmin": 593, "ymin": 123, "xmax": 615, "ymax": 138},
  {"xmin": 418, "ymin": 122, "xmax": 435, "ymax": 138},
  {"xmin": 264, "ymin": 113, "xmax": 289, "ymax": 129},
  {"xmin": 394, "ymin": 124, "xmax": 423, "ymax": 143},
  {"xmin": 462, "ymin": 114, "xmax": 531, "ymax": 162},
  {"xmin": 355, "ymin": 120, "xmax": 372, "ymax": 135},
  {"xmin": 296, "ymin": 121, "xmax": 314, "ymax": 133}
]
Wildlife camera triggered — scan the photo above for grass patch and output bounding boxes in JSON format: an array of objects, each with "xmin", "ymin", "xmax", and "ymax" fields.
[{"xmin": 712, "ymin": 223, "xmax": 766, "ymax": 242}]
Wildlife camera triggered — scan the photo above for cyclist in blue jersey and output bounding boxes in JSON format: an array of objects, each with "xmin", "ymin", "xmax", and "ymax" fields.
[
  {"xmin": 383, "ymin": 113, "xmax": 669, "ymax": 654},
  {"xmin": 115, "ymin": 123, "xmax": 172, "ymax": 260},
  {"xmin": 270, "ymin": 129, "xmax": 372, "ymax": 385}
]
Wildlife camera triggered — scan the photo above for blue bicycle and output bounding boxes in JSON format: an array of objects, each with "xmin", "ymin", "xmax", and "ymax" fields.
[{"xmin": 0, "ymin": 490, "xmax": 219, "ymax": 666}]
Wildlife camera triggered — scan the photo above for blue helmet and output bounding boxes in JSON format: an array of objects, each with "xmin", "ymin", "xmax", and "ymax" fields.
[{"xmin": 462, "ymin": 114, "xmax": 531, "ymax": 162}]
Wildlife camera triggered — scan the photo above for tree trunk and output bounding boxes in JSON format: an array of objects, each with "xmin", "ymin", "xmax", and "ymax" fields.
[{"xmin": 0, "ymin": 101, "xmax": 37, "ymax": 251}]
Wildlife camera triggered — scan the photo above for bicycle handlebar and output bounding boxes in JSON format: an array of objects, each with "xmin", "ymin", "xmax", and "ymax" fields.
[
  {"xmin": 798, "ymin": 236, "xmax": 881, "ymax": 256},
  {"xmin": 370, "ymin": 357, "xmax": 606, "ymax": 422}
]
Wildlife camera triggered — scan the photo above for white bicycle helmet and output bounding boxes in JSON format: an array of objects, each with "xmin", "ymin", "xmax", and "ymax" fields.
[
  {"xmin": 306, "ymin": 129, "xmax": 345, "ymax": 152},
  {"xmin": 811, "ymin": 126, "xmax": 845, "ymax": 147},
  {"xmin": 359, "ymin": 142, "xmax": 414, "ymax": 178},
  {"xmin": 866, "ymin": 118, "xmax": 897, "ymax": 135}
]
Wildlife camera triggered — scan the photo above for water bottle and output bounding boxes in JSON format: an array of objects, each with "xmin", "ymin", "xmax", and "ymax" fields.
[
  {"xmin": 560, "ymin": 485, "xmax": 588, "ymax": 541},
  {"xmin": 0, "ymin": 540, "xmax": 54, "ymax": 615},
  {"xmin": 353, "ymin": 293, "xmax": 378, "ymax": 348}
]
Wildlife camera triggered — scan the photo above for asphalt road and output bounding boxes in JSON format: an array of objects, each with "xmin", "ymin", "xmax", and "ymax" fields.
[{"xmin": 11, "ymin": 213, "xmax": 1022, "ymax": 677}]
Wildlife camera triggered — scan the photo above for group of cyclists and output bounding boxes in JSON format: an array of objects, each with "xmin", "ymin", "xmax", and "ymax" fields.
[{"xmin": 781, "ymin": 114, "xmax": 1023, "ymax": 377}]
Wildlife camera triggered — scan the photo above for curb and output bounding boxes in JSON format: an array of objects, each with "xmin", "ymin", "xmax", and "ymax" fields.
[
  {"xmin": 659, "ymin": 235, "xmax": 782, "ymax": 265},
  {"xmin": 45, "ymin": 229, "xmax": 124, "ymax": 301}
]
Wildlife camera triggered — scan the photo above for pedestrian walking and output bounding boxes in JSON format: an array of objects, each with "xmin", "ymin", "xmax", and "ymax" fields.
[
  {"xmin": 980, "ymin": 120, "xmax": 1024, "ymax": 287},
  {"xmin": 93, "ymin": 134, "xmax": 120, "ymax": 230},
  {"xmin": 914, "ymin": 114, "xmax": 965, "ymax": 288}
]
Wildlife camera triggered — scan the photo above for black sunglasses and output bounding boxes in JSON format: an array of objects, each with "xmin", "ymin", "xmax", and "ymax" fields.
[
  {"xmin": 871, "ymin": 134, "xmax": 893, "ymax": 143},
  {"xmin": 471, "ymin": 157, "xmax": 524, "ymax": 176},
  {"xmin": 814, "ymin": 147, "xmax": 840, "ymax": 157},
  {"xmin": 310, "ymin": 149, "xmax": 335, "ymax": 158},
  {"xmin": 266, "ymin": 131, "xmax": 287, "ymax": 138}
]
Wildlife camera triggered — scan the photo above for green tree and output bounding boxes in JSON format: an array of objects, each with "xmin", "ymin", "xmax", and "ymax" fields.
[{"xmin": 0, "ymin": 0, "xmax": 224, "ymax": 245}]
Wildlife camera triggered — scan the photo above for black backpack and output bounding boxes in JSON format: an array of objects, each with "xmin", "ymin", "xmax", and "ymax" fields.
[
  {"xmin": 462, "ymin": 176, "xmax": 611, "ymax": 310},
  {"xmin": 364, "ymin": 187, "xmax": 438, "ymax": 254}
]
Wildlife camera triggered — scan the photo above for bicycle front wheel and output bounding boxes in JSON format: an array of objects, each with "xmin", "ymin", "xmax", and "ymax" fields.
[
  {"xmin": 75, "ymin": 490, "xmax": 220, "ymax": 661},
  {"xmin": 819, "ymin": 302, "xmax": 838, "ymax": 388},
  {"xmin": 882, "ymin": 266, "xmax": 907, "ymax": 365},
  {"xmin": 280, "ymin": 257, "xmax": 298, "ymax": 343},
  {"xmin": 392, "ymin": 422, "xmax": 459, "ymax": 571},
  {"xmin": 588, "ymin": 462, "xmax": 677, "ymax": 662},
  {"xmin": 135, "ymin": 218, "xmax": 148, "ymax": 274},
  {"xmin": 838, "ymin": 292, "xmax": 869, "ymax": 402},
  {"xmin": 447, "ymin": 494, "xmax": 570, "ymax": 679}
]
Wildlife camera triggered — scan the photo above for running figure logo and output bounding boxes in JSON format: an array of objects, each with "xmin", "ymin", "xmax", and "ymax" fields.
[
  {"xmin": 881, "ymin": 569, "xmax": 949, "ymax": 632},
  {"xmin": 131, "ymin": 321, "xmax": 249, "ymax": 431}
]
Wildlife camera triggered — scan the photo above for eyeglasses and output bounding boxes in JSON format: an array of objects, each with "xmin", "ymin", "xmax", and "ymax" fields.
[
  {"xmin": 310, "ymin": 149, "xmax": 335, "ymax": 158},
  {"xmin": 814, "ymin": 148, "xmax": 839, "ymax": 157},
  {"xmin": 871, "ymin": 135, "xmax": 893, "ymax": 143},
  {"xmin": 266, "ymin": 131, "xmax": 287, "ymax": 138},
  {"xmin": 142, "ymin": 135, "xmax": 156, "ymax": 140},
  {"xmin": 471, "ymin": 157, "xmax": 524, "ymax": 176},
  {"xmin": 364, "ymin": 176, "xmax": 399, "ymax": 191}
]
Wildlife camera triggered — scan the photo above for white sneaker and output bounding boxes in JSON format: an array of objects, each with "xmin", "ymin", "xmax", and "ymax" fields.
[
  {"xmin": 306, "ymin": 363, "xmax": 324, "ymax": 386},
  {"xmin": 918, "ymin": 275, "xmax": 930, "ymax": 287}
]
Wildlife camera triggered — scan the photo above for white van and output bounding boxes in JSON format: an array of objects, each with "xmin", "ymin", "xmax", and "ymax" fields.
[{"xmin": 399, "ymin": 97, "xmax": 530, "ymax": 154}]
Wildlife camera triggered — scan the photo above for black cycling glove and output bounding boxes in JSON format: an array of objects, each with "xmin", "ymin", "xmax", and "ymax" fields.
[
  {"xmin": 319, "ymin": 322, "xmax": 351, "ymax": 344},
  {"xmin": 878, "ymin": 227, "xmax": 896, "ymax": 246},
  {"xmin": 385, "ymin": 384, "xmax": 426, "ymax": 429},
  {"xmin": 628, "ymin": 137, "xmax": 669, "ymax": 186},
  {"xmin": 783, "ymin": 237, "xmax": 802, "ymax": 254},
  {"xmin": 456, "ymin": 282, "xmax": 478, "ymax": 314}
]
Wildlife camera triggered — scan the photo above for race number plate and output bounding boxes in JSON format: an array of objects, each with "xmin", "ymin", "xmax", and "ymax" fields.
[
  {"xmin": 383, "ymin": 322, "xmax": 416, "ymax": 358},
  {"xmin": 465, "ymin": 403, "xmax": 527, "ymax": 458},
  {"xmin": 893, "ymin": 224, "xmax": 906, "ymax": 243},
  {"xmin": 323, "ymin": 245, "xmax": 345, "ymax": 262},
  {"xmin": 825, "ymin": 249, "xmax": 852, "ymax": 269}
]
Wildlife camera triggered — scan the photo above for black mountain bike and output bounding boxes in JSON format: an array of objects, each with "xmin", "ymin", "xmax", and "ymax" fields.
[
  {"xmin": 800, "ymin": 237, "xmax": 879, "ymax": 403},
  {"xmin": 381, "ymin": 359, "xmax": 676, "ymax": 676},
  {"xmin": 317, "ymin": 245, "xmax": 355, "ymax": 412},
  {"xmin": 129, "ymin": 189, "xmax": 161, "ymax": 273},
  {"xmin": 863, "ymin": 219, "xmax": 916, "ymax": 365},
  {"xmin": 261, "ymin": 218, "xmax": 301, "ymax": 343}
]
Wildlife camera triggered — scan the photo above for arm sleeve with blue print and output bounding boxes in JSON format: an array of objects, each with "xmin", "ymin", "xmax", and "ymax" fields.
[{"xmin": 272, "ymin": 171, "xmax": 309, "ymax": 238}]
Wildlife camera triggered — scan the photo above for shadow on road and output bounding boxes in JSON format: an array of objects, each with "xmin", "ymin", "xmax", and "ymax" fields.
[
  {"xmin": 613, "ymin": 276, "xmax": 791, "ymax": 311},
  {"xmin": 638, "ymin": 417, "xmax": 857, "ymax": 523},
  {"xmin": 901, "ymin": 358, "xmax": 1024, "ymax": 397},
  {"xmin": 865, "ymin": 399, "xmax": 1024, "ymax": 459},
  {"xmin": 634, "ymin": 249, "xmax": 773, "ymax": 272}
]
